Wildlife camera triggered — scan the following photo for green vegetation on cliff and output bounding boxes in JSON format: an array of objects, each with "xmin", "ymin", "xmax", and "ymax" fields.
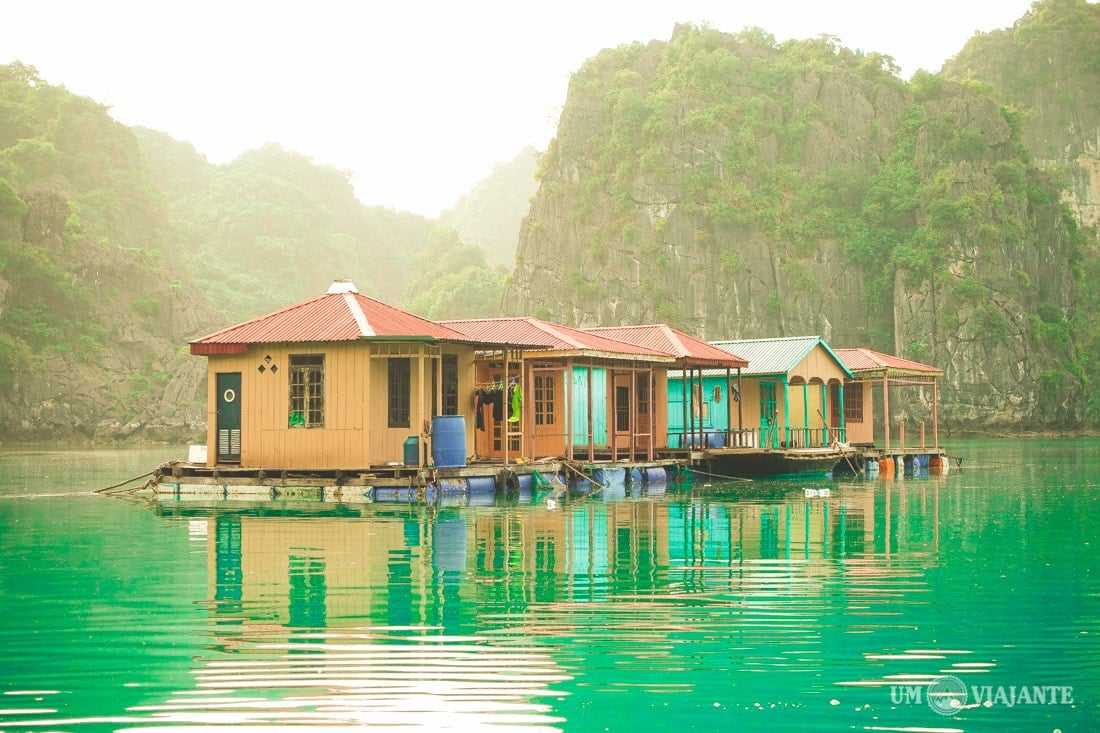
[{"xmin": 507, "ymin": 3, "xmax": 1097, "ymax": 429}]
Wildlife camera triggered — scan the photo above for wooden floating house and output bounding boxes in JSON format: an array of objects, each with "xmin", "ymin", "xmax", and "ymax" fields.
[
  {"xmin": 833, "ymin": 347, "xmax": 948, "ymax": 476},
  {"xmin": 658, "ymin": 336, "xmax": 863, "ymax": 477},
  {"xmin": 155, "ymin": 281, "xmax": 950, "ymax": 500},
  {"xmin": 157, "ymin": 281, "xmax": 694, "ymax": 502}
]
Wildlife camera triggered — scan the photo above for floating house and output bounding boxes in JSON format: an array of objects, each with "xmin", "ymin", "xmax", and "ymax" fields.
[
  {"xmin": 158, "ymin": 282, "xmax": 695, "ymax": 500},
  {"xmin": 834, "ymin": 347, "xmax": 947, "ymax": 474},
  {"xmin": 440, "ymin": 317, "xmax": 678, "ymax": 464},
  {"xmin": 667, "ymin": 336, "xmax": 859, "ymax": 476},
  {"xmin": 186, "ymin": 279, "xmax": 506, "ymax": 472},
  {"xmin": 583, "ymin": 324, "xmax": 749, "ymax": 450}
]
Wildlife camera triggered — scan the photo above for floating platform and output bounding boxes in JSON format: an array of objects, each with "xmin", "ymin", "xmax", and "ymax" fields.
[
  {"xmin": 690, "ymin": 445, "xmax": 862, "ymax": 479},
  {"xmin": 150, "ymin": 457, "xmax": 686, "ymax": 504}
]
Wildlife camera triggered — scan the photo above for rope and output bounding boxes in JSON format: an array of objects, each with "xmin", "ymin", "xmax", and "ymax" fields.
[
  {"xmin": 684, "ymin": 465, "xmax": 755, "ymax": 483},
  {"xmin": 95, "ymin": 470, "xmax": 156, "ymax": 494},
  {"xmin": 561, "ymin": 461, "xmax": 607, "ymax": 492}
]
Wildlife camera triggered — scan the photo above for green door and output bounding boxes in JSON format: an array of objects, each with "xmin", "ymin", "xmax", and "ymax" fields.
[
  {"xmin": 216, "ymin": 372, "xmax": 242, "ymax": 463},
  {"xmin": 759, "ymin": 381, "xmax": 778, "ymax": 448}
]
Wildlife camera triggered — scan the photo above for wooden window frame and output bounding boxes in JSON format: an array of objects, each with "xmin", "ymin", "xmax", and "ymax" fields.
[
  {"xmin": 289, "ymin": 354, "xmax": 325, "ymax": 428},
  {"xmin": 388, "ymin": 358, "xmax": 411, "ymax": 428},
  {"xmin": 534, "ymin": 373, "xmax": 556, "ymax": 426}
]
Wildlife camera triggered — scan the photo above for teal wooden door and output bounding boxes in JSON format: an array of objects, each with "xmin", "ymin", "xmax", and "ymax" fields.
[
  {"xmin": 759, "ymin": 381, "xmax": 778, "ymax": 448},
  {"xmin": 216, "ymin": 372, "xmax": 242, "ymax": 463},
  {"xmin": 571, "ymin": 367, "xmax": 607, "ymax": 446}
]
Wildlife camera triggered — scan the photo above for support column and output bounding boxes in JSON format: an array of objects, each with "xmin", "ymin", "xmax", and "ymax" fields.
[
  {"xmin": 566, "ymin": 360, "xmax": 574, "ymax": 462},
  {"xmin": 782, "ymin": 376, "xmax": 790, "ymax": 448},
  {"xmin": 642, "ymin": 365, "xmax": 651, "ymax": 462},
  {"xmin": 680, "ymin": 370, "xmax": 688, "ymax": 450},
  {"xmin": 417, "ymin": 347, "xmax": 426, "ymax": 467},
  {"xmin": 525, "ymin": 356, "xmax": 535, "ymax": 461},
  {"xmin": 587, "ymin": 365, "xmax": 594, "ymax": 462},
  {"xmin": 932, "ymin": 378, "xmax": 939, "ymax": 450},
  {"xmin": 883, "ymin": 374, "xmax": 891, "ymax": 452},
  {"xmin": 725, "ymin": 367, "xmax": 732, "ymax": 448},
  {"xmin": 737, "ymin": 369, "xmax": 743, "ymax": 444}
]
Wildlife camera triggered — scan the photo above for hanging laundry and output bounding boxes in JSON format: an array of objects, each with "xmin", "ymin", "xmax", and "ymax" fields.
[
  {"xmin": 474, "ymin": 389, "xmax": 487, "ymax": 431},
  {"xmin": 508, "ymin": 383, "xmax": 522, "ymax": 422}
]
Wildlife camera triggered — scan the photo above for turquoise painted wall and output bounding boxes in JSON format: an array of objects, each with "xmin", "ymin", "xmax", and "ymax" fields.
[
  {"xmin": 667, "ymin": 376, "xmax": 731, "ymax": 447},
  {"xmin": 570, "ymin": 367, "xmax": 607, "ymax": 446}
]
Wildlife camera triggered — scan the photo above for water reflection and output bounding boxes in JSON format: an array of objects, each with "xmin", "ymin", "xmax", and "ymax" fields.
[
  {"xmin": 135, "ymin": 484, "xmax": 944, "ymax": 730},
  {"xmin": 3, "ymin": 454, "xmax": 1097, "ymax": 731}
]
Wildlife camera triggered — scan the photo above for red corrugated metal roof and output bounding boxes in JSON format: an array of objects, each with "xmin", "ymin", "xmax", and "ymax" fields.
[
  {"xmin": 835, "ymin": 347, "xmax": 943, "ymax": 376},
  {"xmin": 585, "ymin": 324, "xmax": 749, "ymax": 368},
  {"xmin": 442, "ymin": 317, "xmax": 672, "ymax": 360},
  {"xmin": 191, "ymin": 282, "xmax": 470, "ymax": 353}
]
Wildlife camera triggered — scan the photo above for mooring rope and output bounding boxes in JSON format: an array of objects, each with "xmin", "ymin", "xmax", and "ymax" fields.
[
  {"xmin": 95, "ymin": 470, "xmax": 156, "ymax": 494},
  {"xmin": 682, "ymin": 466, "xmax": 755, "ymax": 483}
]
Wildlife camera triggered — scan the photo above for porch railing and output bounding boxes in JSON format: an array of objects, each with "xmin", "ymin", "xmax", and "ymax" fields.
[{"xmin": 670, "ymin": 424, "xmax": 847, "ymax": 450}]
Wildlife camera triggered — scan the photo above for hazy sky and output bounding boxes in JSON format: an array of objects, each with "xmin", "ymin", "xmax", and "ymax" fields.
[{"xmin": 2, "ymin": 0, "xmax": 1036, "ymax": 216}]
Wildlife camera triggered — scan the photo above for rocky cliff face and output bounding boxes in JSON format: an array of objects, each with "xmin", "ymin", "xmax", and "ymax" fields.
[
  {"xmin": 504, "ymin": 18, "xmax": 1091, "ymax": 430},
  {"xmin": 944, "ymin": 0, "xmax": 1100, "ymax": 240}
]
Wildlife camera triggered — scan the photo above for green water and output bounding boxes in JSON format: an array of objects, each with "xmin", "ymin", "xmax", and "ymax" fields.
[{"xmin": 0, "ymin": 440, "xmax": 1097, "ymax": 731}]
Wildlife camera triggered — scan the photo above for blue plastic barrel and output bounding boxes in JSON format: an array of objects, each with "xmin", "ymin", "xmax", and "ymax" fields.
[{"xmin": 431, "ymin": 415, "xmax": 467, "ymax": 468}]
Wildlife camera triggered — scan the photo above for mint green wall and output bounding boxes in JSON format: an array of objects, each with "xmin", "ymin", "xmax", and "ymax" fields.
[{"xmin": 570, "ymin": 367, "xmax": 607, "ymax": 446}]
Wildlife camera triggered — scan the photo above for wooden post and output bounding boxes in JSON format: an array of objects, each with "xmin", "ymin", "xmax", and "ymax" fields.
[
  {"xmin": 502, "ymin": 348, "xmax": 510, "ymax": 466},
  {"xmin": 899, "ymin": 419, "xmax": 905, "ymax": 451},
  {"xmin": 587, "ymin": 365, "xmax": 594, "ymax": 462},
  {"xmin": 648, "ymin": 368, "xmax": 655, "ymax": 462},
  {"xmin": 525, "ymin": 356, "xmax": 534, "ymax": 461},
  {"xmin": 725, "ymin": 367, "xmax": 732, "ymax": 448},
  {"xmin": 920, "ymin": 421, "xmax": 926, "ymax": 449},
  {"xmin": 932, "ymin": 378, "xmax": 939, "ymax": 450},
  {"xmin": 882, "ymin": 374, "xmax": 891, "ymax": 452},
  {"xmin": 680, "ymin": 370, "xmax": 688, "ymax": 451},
  {"xmin": 802, "ymin": 382, "xmax": 809, "ymax": 447},
  {"xmin": 417, "ymin": 347, "xmax": 426, "ymax": 467},
  {"xmin": 566, "ymin": 360, "xmax": 574, "ymax": 462},
  {"xmin": 737, "ymin": 368, "xmax": 744, "ymax": 446},
  {"xmin": 610, "ymin": 367, "xmax": 618, "ymax": 462}
]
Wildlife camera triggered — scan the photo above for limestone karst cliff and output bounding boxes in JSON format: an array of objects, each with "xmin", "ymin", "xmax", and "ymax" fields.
[{"xmin": 504, "ymin": 10, "xmax": 1094, "ymax": 430}]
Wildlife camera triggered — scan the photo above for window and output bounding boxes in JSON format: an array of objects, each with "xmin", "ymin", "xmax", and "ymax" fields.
[
  {"xmin": 289, "ymin": 355, "xmax": 324, "ymax": 427},
  {"xmin": 636, "ymin": 373, "xmax": 650, "ymax": 416},
  {"xmin": 534, "ymin": 374, "xmax": 556, "ymax": 426},
  {"xmin": 442, "ymin": 354, "xmax": 459, "ymax": 415},
  {"xmin": 845, "ymin": 382, "xmax": 863, "ymax": 422},
  {"xmin": 388, "ymin": 358, "xmax": 411, "ymax": 428},
  {"xmin": 616, "ymin": 385, "xmax": 630, "ymax": 432},
  {"xmin": 831, "ymin": 382, "xmax": 862, "ymax": 423}
]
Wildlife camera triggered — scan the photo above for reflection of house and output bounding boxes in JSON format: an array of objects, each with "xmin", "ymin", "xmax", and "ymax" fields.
[
  {"xmin": 685, "ymin": 336, "xmax": 854, "ymax": 449},
  {"xmin": 441, "ymin": 317, "xmax": 678, "ymax": 462},
  {"xmin": 834, "ymin": 348, "xmax": 944, "ymax": 452},
  {"xmin": 200, "ymin": 491, "xmax": 879, "ymax": 627}
]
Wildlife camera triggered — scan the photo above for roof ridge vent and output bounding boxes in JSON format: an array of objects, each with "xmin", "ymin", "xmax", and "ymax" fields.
[{"xmin": 327, "ymin": 279, "xmax": 359, "ymax": 294}]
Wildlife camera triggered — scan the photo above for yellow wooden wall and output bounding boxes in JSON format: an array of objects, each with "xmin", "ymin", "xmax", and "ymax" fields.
[
  {"xmin": 843, "ymin": 380, "xmax": 874, "ymax": 444},
  {"xmin": 202, "ymin": 341, "xmax": 477, "ymax": 469}
]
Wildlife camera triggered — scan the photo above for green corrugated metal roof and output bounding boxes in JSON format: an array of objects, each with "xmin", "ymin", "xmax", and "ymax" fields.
[{"xmin": 707, "ymin": 336, "xmax": 854, "ymax": 379}]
